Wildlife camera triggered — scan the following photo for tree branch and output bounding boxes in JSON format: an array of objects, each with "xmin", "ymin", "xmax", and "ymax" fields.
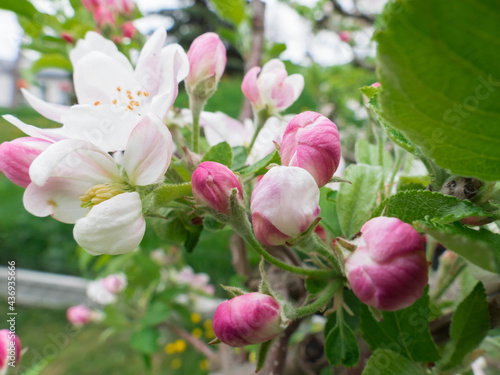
[{"xmin": 330, "ymin": 0, "xmax": 375, "ymax": 24}]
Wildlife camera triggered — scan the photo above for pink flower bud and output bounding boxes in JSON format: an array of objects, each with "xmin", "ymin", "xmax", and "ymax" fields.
[
  {"xmin": 121, "ymin": 21, "xmax": 136, "ymax": 39},
  {"xmin": 0, "ymin": 137, "xmax": 52, "ymax": 188},
  {"xmin": 67, "ymin": 305, "xmax": 93, "ymax": 325},
  {"xmin": 345, "ymin": 217, "xmax": 428, "ymax": 311},
  {"xmin": 371, "ymin": 82, "xmax": 381, "ymax": 88},
  {"xmin": 109, "ymin": 0, "xmax": 135, "ymax": 15},
  {"xmin": 191, "ymin": 161, "xmax": 243, "ymax": 214},
  {"xmin": 339, "ymin": 31, "xmax": 350, "ymax": 42},
  {"xmin": 186, "ymin": 33, "xmax": 226, "ymax": 89},
  {"xmin": 81, "ymin": 0, "xmax": 100, "ymax": 12},
  {"xmin": 213, "ymin": 293, "xmax": 284, "ymax": 347},
  {"xmin": 101, "ymin": 273, "xmax": 127, "ymax": 293},
  {"xmin": 251, "ymin": 166, "xmax": 320, "ymax": 246},
  {"xmin": 61, "ymin": 31, "xmax": 75, "ymax": 44},
  {"xmin": 241, "ymin": 59, "xmax": 304, "ymax": 113},
  {"xmin": 280, "ymin": 111, "xmax": 341, "ymax": 187},
  {"xmin": 94, "ymin": 6, "xmax": 115, "ymax": 28},
  {"xmin": 0, "ymin": 329, "xmax": 21, "ymax": 372}
]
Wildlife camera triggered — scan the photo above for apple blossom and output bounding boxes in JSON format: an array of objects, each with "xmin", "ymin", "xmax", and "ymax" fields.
[
  {"xmin": 345, "ymin": 217, "xmax": 428, "ymax": 311},
  {"xmin": 212, "ymin": 293, "xmax": 284, "ymax": 347},
  {"xmin": 185, "ymin": 32, "xmax": 226, "ymax": 97},
  {"xmin": 241, "ymin": 59, "xmax": 304, "ymax": 113},
  {"xmin": 23, "ymin": 114, "xmax": 172, "ymax": 255},
  {"xmin": 281, "ymin": 111, "xmax": 341, "ymax": 187},
  {"xmin": 0, "ymin": 329, "xmax": 21, "ymax": 373},
  {"xmin": 192, "ymin": 161, "xmax": 243, "ymax": 214},
  {"xmin": 4, "ymin": 29, "xmax": 188, "ymax": 152},
  {"xmin": 251, "ymin": 166, "xmax": 320, "ymax": 246},
  {"xmin": 101, "ymin": 273, "xmax": 127, "ymax": 293},
  {"xmin": 66, "ymin": 305, "xmax": 94, "ymax": 325},
  {"xmin": 0, "ymin": 137, "xmax": 52, "ymax": 188}
]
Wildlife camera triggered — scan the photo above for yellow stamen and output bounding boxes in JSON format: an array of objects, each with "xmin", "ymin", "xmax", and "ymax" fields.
[
  {"xmin": 127, "ymin": 94, "xmax": 133, "ymax": 100},
  {"xmin": 144, "ymin": 91, "xmax": 149, "ymax": 97},
  {"xmin": 80, "ymin": 183, "xmax": 125, "ymax": 208},
  {"xmin": 94, "ymin": 101, "xmax": 100, "ymax": 106},
  {"xmin": 126, "ymin": 90, "xmax": 131, "ymax": 94},
  {"xmin": 117, "ymin": 86, "xmax": 121, "ymax": 92},
  {"xmin": 112, "ymin": 99, "xmax": 117, "ymax": 104},
  {"xmin": 137, "ymin": 90, "xmax": 142, "ymax": 96},
  {"xmin": 134, "ymin": 101, "xmax": 140, "ymax": 107}
]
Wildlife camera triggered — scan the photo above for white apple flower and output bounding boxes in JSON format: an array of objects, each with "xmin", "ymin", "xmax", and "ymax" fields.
[
  {"xmin": 23, "ymin": 114, "xmax": 173, "ymax": 255},
  {"xmin": 4, "ymin": 28, "xmax": 188, "ymax": 152}
]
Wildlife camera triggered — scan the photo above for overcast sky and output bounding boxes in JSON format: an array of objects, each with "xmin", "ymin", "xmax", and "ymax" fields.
[{"xmin": 0, "ymin": 0, "xmax": 386, "ymax": 65}]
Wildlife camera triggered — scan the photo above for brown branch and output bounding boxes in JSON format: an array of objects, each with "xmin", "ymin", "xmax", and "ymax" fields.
[
  {"xmin": 239, "ymin": 0, "xmax": 266, "ymax": 121},
  {"xmin": 163, "ymin": 321, "xmax": 218, "ymax": 362},
  {"xmin": 330, "ymin": 0, "xmax": 375, "ymax": 24}
]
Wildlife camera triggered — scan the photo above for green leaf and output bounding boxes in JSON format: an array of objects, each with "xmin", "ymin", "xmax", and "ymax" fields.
[
  {"xmin": 324, "ymin": 322, "xmax": 360, "ymax": 367},
  {"xmin": 360, "ymin": 287, "xmax": 440, "ymax": 363},
  {"xmin": 201, "ymin": 141, "xmax": 233, "ymax": 168},
  {"xmin": 437, "ymin": 283, "xmax": 490, "ymax": 371},
  {"xmin": 130, "ymin": 328, "xmax": 160, "ymax": 354},
  {"xmin": 397, "ymin": 175, "xmax": 429, "ymax": 192},
  {"xmin": 416, "ymin": 221, "xmax": 500, "ymax": 272},
  {"xmin": 184, "ymin": 224, "xmax": 203, "ymax": 253},
  {"xmin": 256, "ymin": 339, "xmax": 274, "ymax": 372},
  {"xmin": 209, "ymin": 0, "xmax": 245, "ymax": 25},
  {"xmin": 141, "ymin": 301, "xmax": 170, "ymax": 326},
  {"xmin": 236, "ymin": 150, "xmax": 281, "ymax": 178},
  {"xmin": 319, "ymin": 188, "xmax": 342, "ymax": 238},
  {"xmin": 0, "ymin": 0, "xmax": 37, "ymax": 18},
  {"xmin": 32, "ymin": 54, "xmax": 72, "ymax": 74},
  {"xmin": 376, "ymin": 0, "xmax": 500, "ymax": 181},
  {"xmin": 355, "ymin": 138, "xmax": 393, "ymax": 171},
  {"xmin": 362, "ymin": 349, "xmax": 426, "ymax": 375},
  {"xmin": 375, "ymin": 190, "xmax": 494, "ymax": 225},
  {"xmin": 203, "ymin": 216, "xmax": 225, "ymax": 231},
  {"xmin": 152, "ymin": 209, "xmax": 189, "ymax": 244},
  {"xmin": 231, "ymin": 146, "xmax": 248, "ymax": 169},
  {"xmin": 336, "ymin": 164, "xmax": 383, "ymax": 239}
]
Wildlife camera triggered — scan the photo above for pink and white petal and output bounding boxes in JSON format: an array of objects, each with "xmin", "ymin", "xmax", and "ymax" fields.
[
  {"xmin": 123, "ymin": 114, "xmax": 173, "ymax": 186},
  {"xmin": 261, "ymin": 59, "xmax": 286, "ymax": 75},
  {"xmin": 73, "ymin": 51, "xmax": 137, "ymax": 105},
  {"xmin": 21, "ymin": 89, "xmax": 70, "ymax": 123},
  {"xmin": 73, "ymin": 192, "xmax": 146, "ymax": 255},
  {"xmin": 29, "ymin": 139, "xmax": 120, "ymax": 187},
  {"xmin": 146, "ymin": 87, "xmax": 176, "ymax": 121},
  {"xmin": 24, "ymin": 177, "xmax": 91, "ymax": 223},
  {"xmin": 60, "ymin": 104, "xmax": 142, "ymax": 152},
  {"xmin": 2, "ymin": 115, "xmax": 68, "ymax": 142},
  {"xmin": 70, "ymin": 31, "xmax": 133, "ymax": 72},
  {"xmin": 241, "ymin": 67, "xmax": 261, "ymax": 105},
  {"xmin": 163, "ymin": 44, "xmax": 189, "ymax": 85},
  {"xmin": 200, "ymin": 111, "xmax": 251, "ymax": 147},
  {"xmin": 134, "ymin": 28, "xmax": 166, "ymax": 96},
  {"xmin": 284, "ymin": 74, "xmax": 304, "ymax": 102}
]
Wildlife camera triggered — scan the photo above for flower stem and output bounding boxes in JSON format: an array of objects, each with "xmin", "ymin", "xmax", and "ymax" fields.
[
  {"xmin": 248, "ymin": 109, "xmax": 270, "ymax": 153},
  {"xmin": 295, "ymin": 234, "xmax": 342, "ymax": 276},
  {"xmin": 285, "ymin": 280, "xmax": 341, "ymax": 320},
  {"xmin": 190, "ymin": 94, "xmax": 207, "ymax": 154}
]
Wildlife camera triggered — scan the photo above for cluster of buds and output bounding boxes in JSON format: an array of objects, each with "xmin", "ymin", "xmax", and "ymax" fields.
[
  {"xmin": 0, "ymin": 330, "xmax": 21, "ymax": 374},
  {"xmin": 81, "ymin": 0, "xmax": 136, "ymax": 41},
  {"xmin": 87, "ymin": 273, "xmax": 127, "ymax": 305}
]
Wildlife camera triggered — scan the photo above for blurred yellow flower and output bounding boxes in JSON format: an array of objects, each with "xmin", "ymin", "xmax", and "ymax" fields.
[
  {"xmin": 171, "ymin": 358, "xmax": 182, "ymax": 370},
  {"xmin": 200, "ymin": 359, "xmax": 210, "ymax": 371},
  {"xmin": 174, "ymin": 339, "xmax": 186, "ymax": 353},
  {"xmin": 191, "ymin": 312, "xmax": 202, "ymax": 323},
  {"xmin": 165, "ymin": 343, "xmax": 176, "ymax": 355},
  {"xmin": 192, "ymin": 328, "xmax": 203, "ymax": 339}
]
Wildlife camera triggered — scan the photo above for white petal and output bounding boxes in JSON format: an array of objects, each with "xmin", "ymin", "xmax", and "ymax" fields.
[
  {"xmin": 21, "ymin": 89, "xmax": 70, "ymax": 123},
  {"xmin": 70, "ymin": 31, "xmax": 133, "ymax": 72},
  {"xmin": 73, "ymin": 192, "xmax": 146, "ymax": 255},
  {"xmin": 29, "ymin": 139, "xmax": 120, "ymax": 187},
  {"xmin": 3, "ymin": 115, "xmax": 67, "ymax": 142},
  {"xmin": 73, "ymin": 51, "xmax": 136, "ymax": 105},
  {"xmin": 23, "ymin": 178, "xmax": 90, "ymax": 223},
  {"xmin": 145, "ymin": 89, "xmax": 176, "ymax": 122},
  {"xmin": 123, "ymin": 114, "xmax": 173, "ymax": 186},
  {"xmin": 134, "ymin": 28, "xmax": 166, "ymax": 96},
  {"xmin": 164, "ymin": 43, "xmax": 189, "ymax": 84},
  {"xmin": 60, "ymin": 104, "xmax": 142, "ymax": 152}
]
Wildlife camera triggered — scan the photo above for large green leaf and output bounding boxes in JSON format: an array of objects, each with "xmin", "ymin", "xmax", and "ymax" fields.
[
  {"xmin": 375, "ymin": 190, "xmax": 495, "ymax": 224},
  {"xmin": 362, "ymin": 349, "xmax": 426, "ymax": 375},
  {"xmin": 319, "ymin": 188, "xmax": 342, "ymax": 238},
  {"xmin": 201, "ymin": 141, "xmax": 233, "ymax": 168},
  {"xmin": 376, "ymin": 0, "xmax": 500, "ymax": 181},
  {"xmin": 209, "ymin": 0, "xmax": 245, "ymax": 26},
  {"xmin": 336, "ymin": 164, "xmax": 383, "ymax": 239},
  {"xmin": 437, "ymin": 283, "xmax": 490, "ymax": 371},
  {"xmin": 416, "ymin": 221, "xmax": 500, "ymax": 272},
  {"xmin": 0, "ymin": 0, "xmax": 37, "ymax": 18},
  {"xmin": 360, "ymin": 287, "xmax": 440, "ymax": 363}
]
